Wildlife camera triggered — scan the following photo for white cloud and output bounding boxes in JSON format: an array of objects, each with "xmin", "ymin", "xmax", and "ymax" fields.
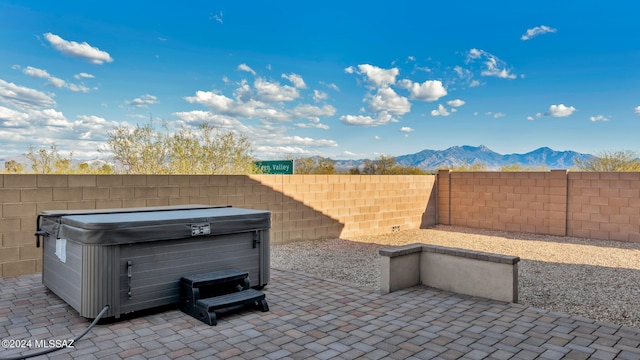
[
  {"xmin": 73, "ymin": 115, "xmax": 122, "ymax": 140},
  {"xmin": 0, "ymin": 106, "xmax": 30, "ymax": 127},
  {"xmin": 23, "ymin": 66, "xmax": 90, "ymax": 93},
  {"xmin": 340, "ymin": 111, "xmax": 397, "ymax": 127},
  {"xmin": 0, "ymin": 79, "xmax": 56, "ymax": 109},
  {"xmin": 128, "ymin": 94, "xmax": 158, "ymax": 108},
  {"xmin": 521, "ymin": 25, "xmax": 557, "ymax": 41},
  {"xmin": 453, "ymin": 65, "xmax": 473, "ymax": 84},
  {"xmin": 468, "ymin": 48, "xmax": 483, "ymax": 60},
  {"xmin": 254, "ymin": 128, "xmax": 339, "ymax": 150},
  {"xmin": 0, "ymin": 106, "xmax": 119, "ymax": 144},
  {"xmin": 255, "ymin": 145, "xmax": 310, "ymax": 157},
  {"xmin": 23, "ymin": 66, "xmax": 50, "ymax": 79},
  {"xmin": 481, "ymin": 111, "xmax": 505, "ymax": 118},
  {"xmin": 634, "ymin": 106, "xmax": 640, "ymax": 115},
  {"xmin": 340, "ymin": 114, "xmax": 375, "ymax": 126},
  {"xmin": 44, "ymin": 33, "xmax": 113, "ymax": 64},
  {"xmin": 290, "ymin": 104, "xmax": 336, "ymax": 119},
  {"xmin": 482, "ymin": 59, "xmax": 516, "ymax": 79},
  {"xmin": 344, "ymin": 66, "xmax": 355, "ymax": 74},
  {"xmin": 590, "ymin": 115, "xmax": 609, "ymax": 122},
  {"xmin": 353, "ymin": 64, "xmax": 399, "ymax": 88},
  {"xmin": 467, "ymin": 49, "xmax": 517, "ymax": 79},
  {"xmin": 397, "ymin": 79, "xmax": 447, "ymax": 102},
  {"xmin": 374, "ymin": 136, "xmax": 381, "ymax": 140},
  {"xmin": 313, "ymin": 90, "xmax": 328, "ymax": 102},
  {"xmin": 184, "ymin": 89, "xmax": 290, "ymax": 122},
  {"xmin": 453, "ymin": 66, "xmax": 476, "ymax": 87},
  {"xmin": 400, "ymin": 126, "xmax": 414, "ymax": 133},
  {"xmin": 343, "ymin": 150, "xmax": 362, "ymax": 157},
  {"xmin": 184, "ymin": 77, "xmax": 326, "ymax": 124},
  {"xmin": 407, "ymin": 56, "xmax": 416, "ymax": 62},
  {"xmin": 320, "ymin": 81, "xmax": 340, "ymax": 92},
  {"xmin": 210, "ymin": 11, "xmax": 223, "ymax": 24},
  {"xmin": 237, "ymin": 63, "xmax": 257, "ymax": 75},
  {"xmin": 430, "ymin": 104, "xmax": 450, "ymax": 117},
  {"xmin": 548, "ymin": 104, "xmax": 576, "ymax": 117},
  {"xmin": 74, "ymin": 72, "xmax": 94, "ymax": 79},
  {"xmin": 527, "ymin": 116, "xmax": 534, "ymax": 121},
  {"xmin": 263, "ymin": 135, "xmax": 337, "ymax": 147},
  {"xmin": 233, "ymin": 79, "xmax": 253, "ymax": 102},
  {"xmin": 281, "ymin": 73, "xmax": 306, "ymax": 89},
  {"xmin": 185, "ymin": 91, "xmax": 234, "ymax": 112},
  {"xmin": 254, "ymin": 78, "xmax": 299, "ymax": 102},
  {"xmin": 454, "ymin": 66, "xmax": 469, "ymax": 78},
  {"xmin": 173, "ymin": 110, "xmax": 247, "ymax": 130},
  {"xmin": 369, "ymin": 87, "xmax": 411, "ymax": 115},
  {"xmin": 294, "ymin": 122, "xmax": 330, "ymax": 130},
  {"xmin": 447, "ymin": 99, "xmax": 465, "ymax": 107}
]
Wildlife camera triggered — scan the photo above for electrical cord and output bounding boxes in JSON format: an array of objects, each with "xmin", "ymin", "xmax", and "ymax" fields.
[{"xmin": 0, "ymin": 305, "xmax": 110, "ymax": 360}]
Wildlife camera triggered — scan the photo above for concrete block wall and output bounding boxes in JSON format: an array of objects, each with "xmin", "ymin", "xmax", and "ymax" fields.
[
  {"xmin": 379, "ymin": 243, "xmax": 520, "ymax": 303},
  {"xmin": 439, "ymin": 170, "xmax": 640, "ymax": 242},
  {"xmin": 567, "ymin": 172, "xmax": 640, "ymax": 241},
  {"xmin": 250, "ymin": 174, "xmax": 436, "ymax": 241},
  {"xmin": 438, "ymin": 170, "xmax": 568, "ymax": 236},
  {"xmin": 0, "ymin": 174, "xmax": 437, "ymax": 277}
]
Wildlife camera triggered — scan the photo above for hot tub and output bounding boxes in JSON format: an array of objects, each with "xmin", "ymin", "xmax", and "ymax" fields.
[{"xmin": 37, "ymin": 205, "xmax": 270, "ymax": 319}]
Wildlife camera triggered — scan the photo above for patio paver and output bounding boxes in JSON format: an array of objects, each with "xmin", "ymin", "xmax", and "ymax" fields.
[{"xmin": 0, "ymin": 270, "xmax": 638, "ymax": 359}]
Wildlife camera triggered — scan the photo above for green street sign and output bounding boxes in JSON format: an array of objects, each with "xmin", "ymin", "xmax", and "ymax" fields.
[{"xmin": 255, "ymin": 160, "xmax": 294, "ymax": 174}]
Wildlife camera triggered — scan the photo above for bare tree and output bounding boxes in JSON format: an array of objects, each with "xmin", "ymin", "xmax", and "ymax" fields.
[
  {"xmin": 574, "ymin": 150, "xmax": 640, "ymax": 171},
  {"xmin": 25, "ymin": 143, "xmax": 73, "ymax": 174},
  {"xmin": 4, "ymin": 160, "xmax": 24, "ymax": 173},
  {"xmin": 105, "ymin": 121, "xmax": 257, "ymax": 174}
]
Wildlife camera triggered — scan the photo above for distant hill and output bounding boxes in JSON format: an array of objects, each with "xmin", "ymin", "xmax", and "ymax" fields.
[
  {"xmin": 2, "ymin": 145, "xmax": 595, "ymax": 173},
  {"xmin": 334, "ymin": 145, "xmax": 595, "ymax": 171}
]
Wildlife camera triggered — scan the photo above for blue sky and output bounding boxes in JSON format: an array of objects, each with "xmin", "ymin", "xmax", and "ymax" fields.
[{"xmin": 1, "ymin": 1, "xmax": 639, "ymax": 161}]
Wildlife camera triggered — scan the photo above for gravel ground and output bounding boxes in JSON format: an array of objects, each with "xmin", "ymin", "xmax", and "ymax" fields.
[{"xmin": 271, "ymin": 225, "xmax": 640, "ymax": 329}]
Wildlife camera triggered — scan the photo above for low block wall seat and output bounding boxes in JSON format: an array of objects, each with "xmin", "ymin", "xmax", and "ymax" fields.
[{"xmin": 379, "ymin": 243, "xmax": 520, "ymax": 303}]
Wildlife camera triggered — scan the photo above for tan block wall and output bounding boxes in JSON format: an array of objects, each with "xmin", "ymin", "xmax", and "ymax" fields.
[
  {"xmin": 0, "ymin": 174, "xmax": 436, "ymax": 277},
  {"xmin": 567, "ymin": 172, "xmax": 640, "ymax": 241},
  {"xmin": 438, "ymin": 170, "xmax": 568, "ymax": 236},
  {"xmin": 439, "ymin": 170, "xmax": 640, "ymax": 242}
]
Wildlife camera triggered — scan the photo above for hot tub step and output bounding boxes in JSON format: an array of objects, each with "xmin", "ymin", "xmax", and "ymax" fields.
[
  {"xmin": 180, "ymin": 269, "xmax": 269, "ymax": 325},
  {"xmin": 181, "ymin": 269, "xmax": 250, "ymax": 289}
]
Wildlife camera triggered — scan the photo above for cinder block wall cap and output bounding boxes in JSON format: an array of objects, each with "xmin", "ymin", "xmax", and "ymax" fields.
[
  {"xmin": 421, "ymin": 245, "xmax": 520, "ymax": 264},
  {"xmin": 378, "ymin": 243, "xmax": 423, "ymax": 258}
]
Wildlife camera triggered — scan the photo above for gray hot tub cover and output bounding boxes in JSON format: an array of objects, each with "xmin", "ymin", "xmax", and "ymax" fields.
[{"xmin": 40, "ymin": 206, "xmax": 271, "ymax": 245}]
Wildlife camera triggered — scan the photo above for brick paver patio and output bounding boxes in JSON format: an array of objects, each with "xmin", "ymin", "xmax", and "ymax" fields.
[{"xmin": 1, "ymin": 270, "xmax": 639, "ymax": 359}]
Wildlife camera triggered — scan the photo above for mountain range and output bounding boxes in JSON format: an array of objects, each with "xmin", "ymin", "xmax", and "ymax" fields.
[
  {"xmin": 334, "ymin": 145, "xmax": 595, "ymax": 171},
  {"xmin": 1, "ymin": 145, "xmax": 595, "ymax": 172}
]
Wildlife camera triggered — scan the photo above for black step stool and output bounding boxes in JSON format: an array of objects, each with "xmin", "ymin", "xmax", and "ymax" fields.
[{"xmin": 180, "ymin": 269, "xmax": 269, "ymax": 325}]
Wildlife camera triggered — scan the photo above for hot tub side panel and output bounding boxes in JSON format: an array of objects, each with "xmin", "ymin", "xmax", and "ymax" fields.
[
  {"xmin": 80, "ymin": 244, "xmax": 120, "ymax": 318},
  {"xmin": 42, "ymin": 237, "xmax": 83, "ymax": 313},
  {"xmin": 118, "ymin": 231, "xmax": 266, "ymax": 315}
]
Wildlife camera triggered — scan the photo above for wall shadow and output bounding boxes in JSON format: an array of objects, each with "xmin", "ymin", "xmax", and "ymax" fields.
[
  {"xmin": 0, "ymin": 173, "xmax": 435, "ymax": 276},
  {"xmin": 420, "ymin": 184, "xmax": 438, "ymax": 229}
]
